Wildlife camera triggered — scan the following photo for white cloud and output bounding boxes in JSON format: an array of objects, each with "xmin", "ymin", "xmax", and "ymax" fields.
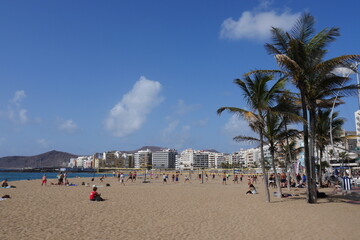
[
  {"xmin": 222, "ymin": 115, "xmax": 257, "ymax": 147},
  {"xmin": 12, "ymin": 90, "xmax": 26, "ymax": 104},
  {"xmin": 58, "ymin": 119, "xmax": 79, "ymax": 133},
  {"xmin": 4, "ymin": 90, "xmax": 29, "ymax": 124},
  {"xmin": 223, "ymin": 115, "xmax": 246, "ymax": 133},
  {"xmin": 220, "ymin": 8, "xmax": 300, "ymax": 41},
  {"xmin": 105, "ymin": 76, "xmax": 163, "ymax": 137},
  {"xmin": 173, "ymin": 99, "xmax": 200, "ymax": 115},
  {"xmin": 332, "ymin": 67, "xmax": 356, "ymax": 77}
]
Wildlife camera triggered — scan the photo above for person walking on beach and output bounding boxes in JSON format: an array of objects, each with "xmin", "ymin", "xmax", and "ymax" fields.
[
  {"xmin": 222, "ymin": 172, "xmax": 227, "ymax": 185},
  {"xmin": 172, "ymin": 174, "xmax": 175, "ymax": 182},
  {"xmin": 127, "ymin": 172, "xmax": 133, "ymax": 182},
  {"xmin": 119, "ymin": 173, "xmax": 125, "ymax": 186},
  {"xmin": 233, "ymin": 174, "xmax": 239, "ymax": 184},
  {"xmin": 133, "ymin": 171, "xmax": 137, "ymax": 182},
  {"xmin": 163, "ymin": 173, "xmax": 167, "ymax": 184},
  {"xmin": 184, "ymin": 175, "xmax": 190, "ymax": 183},
  {"xmin": 63, "ymin": 172, "xmax": 67, "ymax": 185},
  {"xmin": 175, "ymin": 174, "xmax": 179, "ymax": 184},
  {"xmin": 41, "ymin": 174, "xmax": 47, "ymax": 186}
]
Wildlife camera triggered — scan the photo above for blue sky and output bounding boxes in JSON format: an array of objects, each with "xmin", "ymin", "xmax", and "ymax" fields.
[{"xmin": 1, "ymin": 0, "xmax": 360, "ymax": 157}]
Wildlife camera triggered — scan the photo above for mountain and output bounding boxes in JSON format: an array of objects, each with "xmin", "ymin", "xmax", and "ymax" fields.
[
  {"xmin": 0, "ymin": 150, "xmax": 78, "ymax": 169},
  {"xmin": 132, "ymin": 146, "xmax": 167, "ymax": 153}
]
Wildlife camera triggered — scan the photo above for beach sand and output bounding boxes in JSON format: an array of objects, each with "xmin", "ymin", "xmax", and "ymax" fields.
[{"xmin": 0, "ymin": 175, "xmax": 359, "ymax": 240}]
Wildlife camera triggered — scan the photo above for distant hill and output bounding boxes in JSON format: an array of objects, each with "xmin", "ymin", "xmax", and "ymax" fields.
[
  {"xmin": 132, "ymin": 146, "xmax": 166, "ymax": 153},
  {"xmin": 0, "ymin": 150, "xmax": 78, "ymax": 169},
  {"xmin": 0, "ymin": 146, "xmax": 222, "ymax": 169}
]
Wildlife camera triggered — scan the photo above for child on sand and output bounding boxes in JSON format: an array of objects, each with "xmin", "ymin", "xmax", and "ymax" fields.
[
  {"xmin": 90, "ymin": 187, "xmax": 103, "ymax": 201},
  {"xmin": 41, "ymin": 174, "xmax": 47, "ymax": 186}
]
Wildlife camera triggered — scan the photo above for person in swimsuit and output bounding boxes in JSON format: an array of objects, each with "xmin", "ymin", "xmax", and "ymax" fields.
[
  {"xmin": 163, "ymin": 174, "xmax": 167, "ymax": 184},
  {"xmin": 222, "ymin": 172, "xmax": 227, "ymax": 185},
  {"xmin": 41, "ymin": 174, "xmax": 47, "ymax": 186}
]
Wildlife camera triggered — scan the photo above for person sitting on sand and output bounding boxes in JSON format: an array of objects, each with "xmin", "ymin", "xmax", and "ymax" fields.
[
  {"xmin": 89, "ymin": 187, "xmax": 103, "ymax": 201},
  {"xmin": 1, "ymin": 179, "xmax": 8, "ymax": 187},
  {"xmin": 246, "ymin": 184, "xmax": 257, "ymax": 194}
]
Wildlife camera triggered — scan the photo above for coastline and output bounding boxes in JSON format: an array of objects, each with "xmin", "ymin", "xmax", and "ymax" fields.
[{"xmin": 1, "ymin": 176, "xmax": 359, "ymax": 240}]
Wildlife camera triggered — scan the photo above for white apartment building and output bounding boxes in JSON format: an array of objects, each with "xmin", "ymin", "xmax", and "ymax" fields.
[
  {"xmin": 355, "ymin": 110, "xmax": 360, "ymax": 148},
  {"xmin": 243, "ymin": 148, "xmax": 260, "ymax": 168},
  {"xmin": 134, "ymin": 149, "xmax": 152, "ymax": 169},
  {"xmin": 176, "ymin": 149, "xmax": 195, "ymax": 170},
  {"xmin": 74, "ymin": 156, "xmax": 93, "ymax": 168}
]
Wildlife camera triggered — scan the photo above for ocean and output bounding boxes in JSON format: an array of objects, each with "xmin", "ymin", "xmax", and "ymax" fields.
[{"xmin": 0, "ymin": 172, "xmax": 108, "ymax": 182}]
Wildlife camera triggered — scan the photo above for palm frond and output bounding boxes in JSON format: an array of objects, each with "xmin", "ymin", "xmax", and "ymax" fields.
[{"xmin": 233, "ymin": 135, "xmax": 260, "ymax": 142}]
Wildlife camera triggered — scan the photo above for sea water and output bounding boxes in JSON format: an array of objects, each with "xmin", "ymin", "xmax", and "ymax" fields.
[{"xmin": 0, "ymin": 172, "xmax": 107, "ymax": 182}]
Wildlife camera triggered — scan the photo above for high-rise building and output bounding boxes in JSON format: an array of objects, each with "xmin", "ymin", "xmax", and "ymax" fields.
[
  {"xmin": 134, "ymin": 149, "xmax": 152, "ymax": 169},
  {"xmin": 193, "ymin": 152, "xmax": 209, "ymax": 169},
  {"xmin": 152, "ymin": 149, "xmax": 177, "ymax": 169},
  {"xmin": 355, "ymin": 110, "xmax": 360, "ymax": 149},
  {"xmin": 176, "ymin": 149, "xmax": 195, "ymax": 170}
]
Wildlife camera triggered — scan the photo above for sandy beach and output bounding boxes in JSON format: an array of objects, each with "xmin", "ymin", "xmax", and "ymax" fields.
[{"xmin": 1, "ymin": 174, "xmax": 359, "ymax": 240}]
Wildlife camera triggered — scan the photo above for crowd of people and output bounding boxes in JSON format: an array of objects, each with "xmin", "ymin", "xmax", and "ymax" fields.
[{"xmin": 3, "ymin": 169, "xmax": 352, "ymax": 203}]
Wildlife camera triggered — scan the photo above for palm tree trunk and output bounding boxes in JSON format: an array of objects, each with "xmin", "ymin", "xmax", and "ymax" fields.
[
  {"xmin": 319, "ymin": 150, "xmax": 323, "ymax": 187},
  {"xmin": 301, "ymin": 94, "xmax": 317, "ymax": 203},
  {"xmin": 284, "ymin": 123, "xmax": 293, "ymax": 191},
  {"xmin": 271, "ymin": 147, "xmax": 282, "ymax": 197},
  {"xmin": 259, "ymin": 129, "xmax": 271, "ymax": 203},
  {"xmin": 309, "ymin": 107, "xmax": 318, "ymax": 202}
]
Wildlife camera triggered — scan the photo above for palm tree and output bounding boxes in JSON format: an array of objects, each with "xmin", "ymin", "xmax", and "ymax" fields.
[
  {"xmin": 217, "ymin": 72, "xmax": 286, "ymax": 202},
  {"xmin": 278, "ymin": 138, "xmax": 303, "ymax": 190},
  {"xmin": 315, "ymin": 109, "xmax": 344, "ymax": 186},
  {"xmin": 238, "ymin": 111, "xmax": 300, "ymax": 197},
  {"xmin": 273, "ymin": 91, "xmax": 302, "ymax": 190},
  {"xmin": 264, "ymin": 13, "xmax": 360, "ymax": 203}
]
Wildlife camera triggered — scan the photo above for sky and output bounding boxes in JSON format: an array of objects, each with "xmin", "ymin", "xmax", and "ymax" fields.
[{"xmin": 0, "ymin": 0, "xmax": 360, "ymax": 157}]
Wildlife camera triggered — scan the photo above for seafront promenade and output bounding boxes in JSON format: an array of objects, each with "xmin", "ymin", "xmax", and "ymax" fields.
[{"xmin": 1, "ymin": 175, "xmax": 359, "ymax": 240}]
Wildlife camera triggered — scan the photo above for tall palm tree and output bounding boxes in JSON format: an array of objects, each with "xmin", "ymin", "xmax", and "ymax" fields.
[
  {"xmin": 217, "ymin": 72, "xmax": 286, "ymax": 203},
  {"xmin": 264, "ymin": 13, "xmax": 360, "ymax": 203}
]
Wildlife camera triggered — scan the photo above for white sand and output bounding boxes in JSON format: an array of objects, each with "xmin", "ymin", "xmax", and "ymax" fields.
[{"xmin": 0, "ymin": 175, "xmax": 359, "ymax": 240}]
